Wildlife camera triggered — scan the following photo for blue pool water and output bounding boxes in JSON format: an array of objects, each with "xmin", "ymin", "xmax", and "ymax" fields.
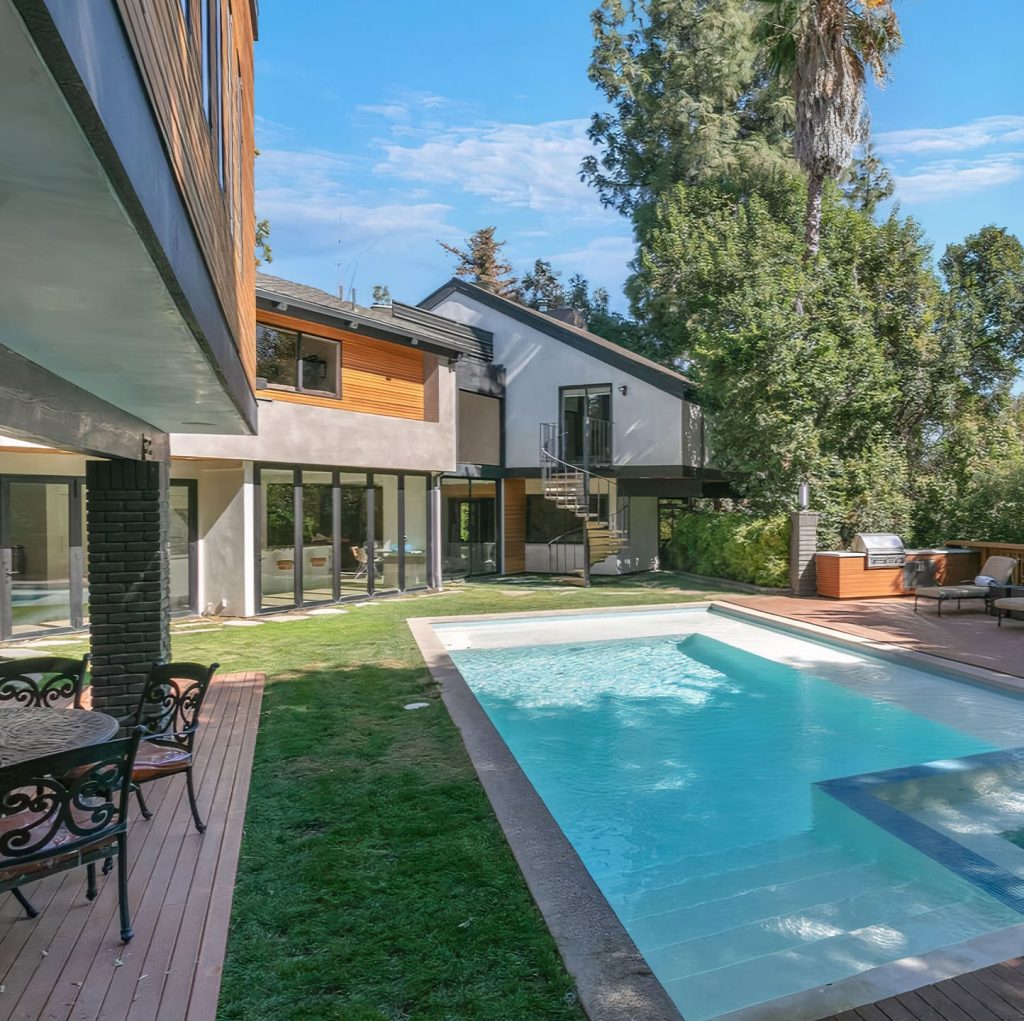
[{"xmin": 443, "ymin": 612, "xmax": 1024, "ymax": 1020}]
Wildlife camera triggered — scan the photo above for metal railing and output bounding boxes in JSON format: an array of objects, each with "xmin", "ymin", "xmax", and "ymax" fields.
[{"xmin": 539, "ymin": 422, "xmax": 629, "ymax": 581}]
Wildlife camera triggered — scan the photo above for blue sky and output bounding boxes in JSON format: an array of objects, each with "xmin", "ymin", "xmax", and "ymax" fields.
[{"xmin": 255, "ymin": 1, "xmax": 1024, "ymax": 312}]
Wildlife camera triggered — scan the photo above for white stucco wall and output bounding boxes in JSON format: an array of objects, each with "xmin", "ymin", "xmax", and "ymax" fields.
[
  {"xmin": 171, "ymin": 361, "xmax": 458, "ymax": 473},
  {"xmin": 431, "ymin": 294, "xmax": 697, "ymax": 471}
]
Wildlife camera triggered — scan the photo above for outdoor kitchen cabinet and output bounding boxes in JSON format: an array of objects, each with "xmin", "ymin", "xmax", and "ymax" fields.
[{"xmin": 815, "ymin": 548, "xmax": 980, "ymax": 599}]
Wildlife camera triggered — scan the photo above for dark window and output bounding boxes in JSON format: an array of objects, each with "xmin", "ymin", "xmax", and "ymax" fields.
[{"xmin": 256, "ymin": 324, "xmax": 341, "ymax": 397}]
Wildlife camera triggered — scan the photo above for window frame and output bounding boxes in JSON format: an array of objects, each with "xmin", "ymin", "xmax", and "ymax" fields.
[{"xmin": 256, "ymin": 323, "xmax": 343, "ymax": 400}]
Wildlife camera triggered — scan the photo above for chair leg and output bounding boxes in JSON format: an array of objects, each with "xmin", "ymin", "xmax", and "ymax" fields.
[
  {"xmin": 86, "ymin": 862, "xmax": 98, "ymax": 901},
  {"xmin": 135, "ymin": 783, "xmax": 153, "ymax": 820},
  {"xmin": 11, "ymin": 888, "xmax": 38, "ymax": 919},
  {"xmin": 116, "ymin": 833, "xmax": 133, "ymax": 943},
  {"xmin": 185, "ymin": 766, "xmax": 206, "ymax": 834}
]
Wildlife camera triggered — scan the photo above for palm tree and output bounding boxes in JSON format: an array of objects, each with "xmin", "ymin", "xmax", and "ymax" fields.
[{"xmin": 758, "ymin": 0, "xmax": 901, "ymax": 261}]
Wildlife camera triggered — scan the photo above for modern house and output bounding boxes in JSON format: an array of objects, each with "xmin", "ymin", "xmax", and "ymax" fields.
[
  {"xmin": 0, "ymin": 264, "xmax": 729, "ymax": 631},
  {"xmin": 0, "ymin": 0, "xmax": 257, "ymax": 708},
  {"xmin": 421, "ymin": 278, "xmax": 727, "ymax": 583}
]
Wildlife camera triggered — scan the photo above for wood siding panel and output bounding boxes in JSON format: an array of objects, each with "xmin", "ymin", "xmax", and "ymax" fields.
[
  {"xmin": 815, "ymin": 552, "xmax": 981, "ymax": 598},
  {"xmin": 256, "ymin": 310, "xmax": 426, "ymax": 421},
  {"xmin": 114, "ymin": 0, "xmax": 256, "ymax": 385},
  {"xmin": 504, "ymin": 479, "xmax": 527, "ymax": 574}
]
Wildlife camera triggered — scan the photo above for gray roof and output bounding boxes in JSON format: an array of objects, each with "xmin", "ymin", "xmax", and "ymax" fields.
[
  {"xmin": 419, "ymin": 278, "xmax": 694, "ymax": 398},
  {"xmin": 256, "ymin": 273, "xmax": 493, "ymax": 360}
]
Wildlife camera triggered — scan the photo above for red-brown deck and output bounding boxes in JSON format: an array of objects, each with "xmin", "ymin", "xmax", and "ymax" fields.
[
  {"xmin": 0, "ymin": 670, "xmax": 264, "ymax": 1021},
  {"xmin": 723, "ymin": 595, "xmax": 1024, "ymax": 1021}
]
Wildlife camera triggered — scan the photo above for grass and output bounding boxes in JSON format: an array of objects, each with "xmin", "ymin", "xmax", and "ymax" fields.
[{"xmin": 21, "ymin": 575, "xmax": 727, "ymax": 1020}]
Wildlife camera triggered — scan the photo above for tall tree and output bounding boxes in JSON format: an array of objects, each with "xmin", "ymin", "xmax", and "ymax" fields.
[
  {"xmin": 521, "ymin": 259, "xmax": 566, "ymax": 308},
  {"xmin": 841, "ymin": 140, "xmax": 894, "ymax": 215},
  {"xmin": 255, "ymin": 216, "xmax": 272, "ymax": 266},
  {"xmin": 757, "ymin": 0, "xmax": 901, "ymax": 260},
  {"xmin": 439, "ymin": 227, "xmax": 519, "ymax": 297},
  {"xmin": 584, "ymin": 0, "xmax": 793, "ymax": 217}
]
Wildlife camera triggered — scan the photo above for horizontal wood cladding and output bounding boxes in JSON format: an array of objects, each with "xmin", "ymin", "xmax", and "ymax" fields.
[
  {"xmin": 257, "ymin": 310, "xmax": 426, "ymax": 421},
  {"xmin": 815, "ymin": 552, "xmax": 981, "ymax": 598},
  {"xmin": 503, "ymin": 479, "xmax": 527, "ymax": 574},
  {"xmin": 114, "ymin": 0, "xmax": 256, "ymax": 385}
]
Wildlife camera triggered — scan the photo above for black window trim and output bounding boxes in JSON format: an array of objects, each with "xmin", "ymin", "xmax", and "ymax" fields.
[{"xmin": 256, "ymin": 323, "xmax": 343, "ymax": 399}]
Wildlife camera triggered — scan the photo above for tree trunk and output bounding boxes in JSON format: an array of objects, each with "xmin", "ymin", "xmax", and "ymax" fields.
[{"xmin": 804, "ymin": 172, "xmax": 824, "ymax": 264}]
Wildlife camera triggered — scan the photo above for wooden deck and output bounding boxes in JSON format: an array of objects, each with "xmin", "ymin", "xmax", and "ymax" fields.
[
  {"xmin": 0, "ymin": 670, "xmax": 264, "ymax": 1021},
  {"xmin": 723, "ymin": 595, "xmax": 1024, "ymax": 1021}
]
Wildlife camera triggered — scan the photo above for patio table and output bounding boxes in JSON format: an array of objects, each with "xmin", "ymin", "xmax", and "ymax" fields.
[{"xmin": 0, "ymin": 707, "xmax": 119, "ymax": 767}]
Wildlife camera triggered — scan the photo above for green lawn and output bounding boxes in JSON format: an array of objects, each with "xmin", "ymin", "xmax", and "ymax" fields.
[{"xmin": 47, "ymin": 576, "xmax": 726, "ymax": 1020}]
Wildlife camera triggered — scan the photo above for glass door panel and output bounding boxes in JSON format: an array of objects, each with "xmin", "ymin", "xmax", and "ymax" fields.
[
  {"xmin": 302, "ymin": 471, "xmax": 334, "ymax": 603},
  {"xmin": 169, "ymin": 482, "xmax": 196, "ymax": 612},
  {"xmin": 339, "ymin": 473, "xmax": 370, "ymax": 595},
  {"xmin": 260, "ymin": 468, "xmax": 297, "ymax": 610},
  {"xmin": 404, "ymin": 476, "xmax": 429, "ymax": 588},
  {"xmin": 3, "ymin": 480, "xmax": 73, "ymax": 635},
  {"xmin": 376, "ymin": 474, "xmax": 400, "ymax": 592},
  {"xmin": 468, "ymin": 481, "xmax": 497, "ymax": 576}
]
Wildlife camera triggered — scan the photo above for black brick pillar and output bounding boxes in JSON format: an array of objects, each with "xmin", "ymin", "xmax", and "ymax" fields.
[{"xmin": 85, "ymin": 458, "xmax": 170, "ymax": 724}]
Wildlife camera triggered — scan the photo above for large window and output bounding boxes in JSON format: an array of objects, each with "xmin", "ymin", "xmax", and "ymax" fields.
[
  {"xmin": 257, "ymin": 467, "xmax": 431, "ymax": 609},
  {"xmin": 257, "ymin": 324, "xmax": 341, "ymax": 397}
]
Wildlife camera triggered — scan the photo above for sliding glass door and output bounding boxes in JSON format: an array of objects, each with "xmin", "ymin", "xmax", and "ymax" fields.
[
  {"xmin": 257, "ymin": 466, "xmax": 432, "ymax": 611},
  {"xmin": 0, "ymin": 477, "xmax": 84, "ymax": 639}
]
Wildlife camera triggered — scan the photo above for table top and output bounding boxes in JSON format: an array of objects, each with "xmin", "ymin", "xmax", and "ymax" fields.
[{"xmin": 0, "ymin": 706, "xmax": 119, "ymax": 768}]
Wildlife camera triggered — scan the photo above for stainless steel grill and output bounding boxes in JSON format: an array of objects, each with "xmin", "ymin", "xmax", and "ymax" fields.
[{"xmin": 851, "ymin": 533, "xmax": 906, "ymax": 569}]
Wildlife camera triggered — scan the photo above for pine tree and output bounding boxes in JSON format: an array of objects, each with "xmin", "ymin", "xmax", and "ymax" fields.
[
  {"xmin": 521, "ymin": 260, "xmax": 566, "ymax": 308},
  {"xmin": 439, "ymin": 227, "xmax": 519, "ymax": 298},
  {"xmin": 841, "ymin": 141, "xmax": 895, "ymax": 215}
]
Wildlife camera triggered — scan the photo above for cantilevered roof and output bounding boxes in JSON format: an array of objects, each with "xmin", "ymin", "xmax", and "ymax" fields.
[
  {"xmin": 256, "ymin": 273, "xmax": 493, "ymax": 360},
  {"xmin": 419, "ymin": 277, "xmax": 694, "ymax": 398}
]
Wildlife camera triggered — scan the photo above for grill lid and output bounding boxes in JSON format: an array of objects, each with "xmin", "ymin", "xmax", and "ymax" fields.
[{"xmin": 851, "ymin": 533, "xmax": 905, "ymax": 555}]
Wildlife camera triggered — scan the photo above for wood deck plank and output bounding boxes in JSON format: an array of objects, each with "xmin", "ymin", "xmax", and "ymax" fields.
[{"xmin": 0, "ymin": 672, "xmax": 264, "ymax": 1021}]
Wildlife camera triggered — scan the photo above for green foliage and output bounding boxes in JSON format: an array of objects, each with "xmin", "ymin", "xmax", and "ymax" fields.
[
  {"xmin": 584, "ymin": 0, "xmax": 793, "ymax": 216},
  {"xmin": 371, "ymin": 283, "xmax": 391, "ymax": 305},
  {"xmin": 255, "ymin": 216, "xmax": 272, "ymax": 266},
  {"xmin": 841, "ymin": 140, "xmax": 895, "ymax": 215},
  {"xmin": 670, "ymin": 511, "xmax": 790, "ymax": 587}
]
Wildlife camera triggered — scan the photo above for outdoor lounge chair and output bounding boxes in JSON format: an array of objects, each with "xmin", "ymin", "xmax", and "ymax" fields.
[{"xmin": 913, "ymin": 555, "xmax": 1017, "ymax": 615}]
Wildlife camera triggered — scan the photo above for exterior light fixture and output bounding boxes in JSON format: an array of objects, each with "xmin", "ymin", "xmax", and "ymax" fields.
[
  {"xmin": 619, "ymin": 384, "xmax": 628, "ymax": 396},
  {"xmin": 798, "ymin": 481, "xmax": 810, "ymax": 511},
  {"xmin": 274, "ymin": 301, "xmax": 288, "ymax": 311}
]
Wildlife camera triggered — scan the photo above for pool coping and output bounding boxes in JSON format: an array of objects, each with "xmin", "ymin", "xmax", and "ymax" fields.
[
  {"xmin": 408, "ymin": 600, "xmax": 1024, "ymax": 1021},
  {"xmin": 407, "ymin": 611, "xmax": 685, "ymax": 1021}
]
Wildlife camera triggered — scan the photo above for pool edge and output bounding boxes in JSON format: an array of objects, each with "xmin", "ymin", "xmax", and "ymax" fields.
[
  {"xmin": 408, "ymin": 602, "xmax": 1024, "ymax": 1021},
  {"xmin": 407, "ymin": 614, "xmax": 684, "ymax": 1021}
]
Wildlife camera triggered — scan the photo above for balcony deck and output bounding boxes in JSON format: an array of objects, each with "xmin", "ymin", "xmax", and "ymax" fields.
[{"xmin": 0, "ymin": 670, "xmax": 264, "ymax": 1021}]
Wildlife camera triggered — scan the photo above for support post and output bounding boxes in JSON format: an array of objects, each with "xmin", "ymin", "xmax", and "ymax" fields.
[
  {"xmin": 789, "ymin": 511, "xmax": 820, "ymax": 597},
  {"xmin": 86, "ymin": 458, "xmax": 170, "ymax": 725}
]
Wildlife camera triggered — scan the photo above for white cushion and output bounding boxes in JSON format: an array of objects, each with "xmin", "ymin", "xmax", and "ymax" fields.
[{"xmin": 975, "ymin": 575, "xmax": 997, "ymax": 586}]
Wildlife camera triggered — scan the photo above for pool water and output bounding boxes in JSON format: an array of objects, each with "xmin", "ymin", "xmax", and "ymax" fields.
[{"xmin": 441, "ymin": 609, "xmax": 1024, "ymax": 1020}]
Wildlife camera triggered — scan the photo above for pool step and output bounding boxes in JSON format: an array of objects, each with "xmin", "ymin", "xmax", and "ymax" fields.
[
  {"xmin": 628, "ymin": 862, "xmax": 880, "ymax": 950},
  {"xmin": 615, "ymin": 845, "xmax": 855, "ymax": 923},
  {"xmin": 642, "ymin": 880, "xmax": 960, "ymax": 982},
  {"xmin": 659, "ymin": 894, "xmax": 1020, "ymax": 1021}
]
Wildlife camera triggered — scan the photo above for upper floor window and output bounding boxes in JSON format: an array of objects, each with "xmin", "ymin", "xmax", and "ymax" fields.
[{"xmin": 257, "ymin": 324, "xmax": 341, "ymax": 398}]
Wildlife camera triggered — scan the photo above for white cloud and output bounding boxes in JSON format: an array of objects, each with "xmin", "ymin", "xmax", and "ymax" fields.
[
  {"xmin": 876, "ymin": 115, "xmax": 1024, "ymax": 156},
  {"xmin": 894, "ymin": 154, "xmax": 1024, "ymax": 202},
  {"xmin": 256, "ymin": 148, "xmax": 457, "ymax": 252},
  {"xmin": 375, "ymin": 118, "xmax": 613, "ymax": 223}
]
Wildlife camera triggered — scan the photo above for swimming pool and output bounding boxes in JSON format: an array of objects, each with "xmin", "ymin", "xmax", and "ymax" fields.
[{"xmin": 434, "ymin": 606, "xmax": 1024, "ymax": 1021}]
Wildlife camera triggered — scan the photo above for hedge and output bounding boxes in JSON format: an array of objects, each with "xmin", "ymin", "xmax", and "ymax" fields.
[{"xmin": 668, "ymin": 512, "xmax": 789, "ymax": 588}]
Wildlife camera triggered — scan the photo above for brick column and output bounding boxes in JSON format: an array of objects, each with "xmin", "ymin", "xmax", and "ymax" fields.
[
  {"xmin": 85, "ymin": 459, "xmax": 170, "ymax": 724},
  {"xmin": 789, "ymin": 511, "xmax": 820, "ymax": 597}
]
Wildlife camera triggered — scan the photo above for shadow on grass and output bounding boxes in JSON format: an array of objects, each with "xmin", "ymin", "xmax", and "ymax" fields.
[{"xmin": 219, "ymin": 663, "xmax": 585, "ymax": 1021}]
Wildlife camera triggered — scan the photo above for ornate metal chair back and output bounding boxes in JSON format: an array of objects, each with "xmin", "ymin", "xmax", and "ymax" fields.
[
  {"xmin": 0, "ymin": 656, "xmax": 90, "ymax": 710},
  {"xmin": 131, "ymin": 663, "xmax": 219, "ymax": 753},
  {"xmin": 0, "ymin": 730, "xmax": 140, "ymax": 873}
]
